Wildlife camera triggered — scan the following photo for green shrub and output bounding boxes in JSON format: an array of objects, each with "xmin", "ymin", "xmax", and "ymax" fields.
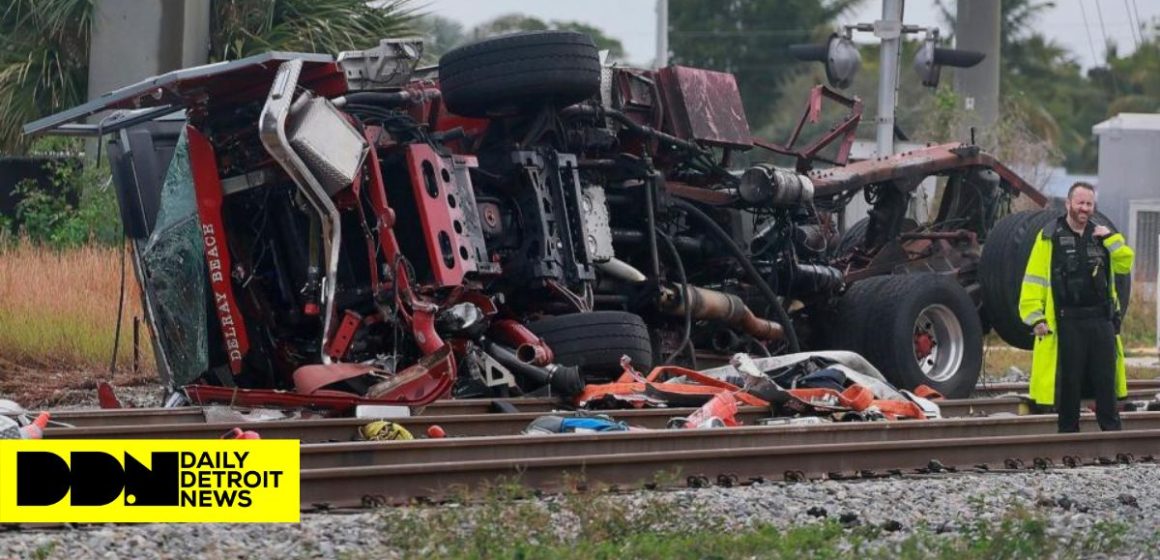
[{"xmin": 8, "ymin": 141, "xmax": 120, "ymax": 248}]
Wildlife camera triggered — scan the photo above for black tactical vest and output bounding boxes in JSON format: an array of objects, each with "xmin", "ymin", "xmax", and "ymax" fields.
[{"xmin": 1048, "ymin": 218, "xmax": 1109, "ymax": 308}]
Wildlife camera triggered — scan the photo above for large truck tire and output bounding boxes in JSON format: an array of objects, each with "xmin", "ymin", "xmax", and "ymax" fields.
[
  {"xmin": 861, "ymin": 274, "xmax": 984, "ymax": 398},
  {"xmin": 438, "ymin": 31, "xmax": 601, "ymax": 118},
  {"xmin": 827, "ymin": 276, "xmax": 895, "ymax": 353},
  {"xmin": 528, "ymin": 311, "xmax": 653, "ymax": 381},
  {"xmin": 980, "ymin": 210, "xmax": 1055, "ymax": 349},
  {"xmin": 836, "ymin": 217, "xmax": 872, "ymax": 255},
  {"xmin": 981, "ymin": 209, "xmax": 1131, "ymax": 350}
]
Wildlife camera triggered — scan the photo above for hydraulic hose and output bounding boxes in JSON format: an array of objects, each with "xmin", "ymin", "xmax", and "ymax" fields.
[
  {"xmin": 673, "ymin": 198, "xmax": 801, "ymax": 352},
  {"xmin": 657, "ymin": 230, "xmax": 695, "ymax": 368}
]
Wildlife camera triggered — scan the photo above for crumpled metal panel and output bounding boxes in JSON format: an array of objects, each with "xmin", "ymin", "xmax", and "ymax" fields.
[
  {"xmin": 141, "ymin": 130, "xmax": 209, "ymax": 387},
  {"xmin": 657, "ymin": 66, "xmax": 752, "ymax": 149},
  {"xmin": 808, "ymin": 143, "xmax": 1047, "ymax": 206}
]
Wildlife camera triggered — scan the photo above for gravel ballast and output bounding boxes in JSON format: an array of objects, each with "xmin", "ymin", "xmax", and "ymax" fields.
[{"xmin": 2, "ymin": 464, "xmax": 1158, "ymax": 559}]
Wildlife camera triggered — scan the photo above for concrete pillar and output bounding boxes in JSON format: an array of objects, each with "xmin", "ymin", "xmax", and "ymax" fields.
[
  {"xmin": 87, "ymin": 0, "xmax": 210, "ymax": 102},
  {"xmin": 953, "ymin": 0, "xmax": 1001, "ymax": 131},
  {"xmin": 182, "ymin": 0, "xmax": 212, "ymax": 68}
]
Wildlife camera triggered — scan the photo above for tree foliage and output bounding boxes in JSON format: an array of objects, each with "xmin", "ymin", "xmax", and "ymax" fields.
[
  {"xmin": 468, "ymin": 14, "xmax": 626, "ymax": 60},
  {"xmin": 413, "ymin": 14, "xmax": 467, "ymax": 61},
  {"xmin": 668, "ymin": 0, "xmax": 863, "ymax": 129},
  {"xmin": 0, "ymin": 0, "xmax": 92, "ymax": 154},
  {"xmin": 210, "ymin": 0, "xmax": 416, "ymax": 61}
]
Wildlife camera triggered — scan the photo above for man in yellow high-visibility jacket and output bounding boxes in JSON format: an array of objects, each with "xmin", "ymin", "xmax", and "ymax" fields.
[{"xmin": 1019, "ymin": 182, "xmax": 1134, "ymax": 432}]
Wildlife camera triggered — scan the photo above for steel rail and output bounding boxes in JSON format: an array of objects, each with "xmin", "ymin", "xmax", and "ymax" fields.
[
  {"xmin": 976, "ymin": 379, "xmax": 1160, "ymax": 394},
  {"xmin": 299, "ymin": 428, "xmax": 1160, "ymax": 508},
  {"xmin": 46, "ymin": 386, "xmax": 1160, "ymax": 434},
  {"xmin": 47, "ymin": 398, "xmax": 564, "ymax": 427},
  {"xmin": 298, "ymin": 412, "xmax": 1160, "ymax": 470},
  {"xmin": 45, "ymin": 396, "xmax": 1040, "ymax": 440},
  {"xmin": 44, "ymin": 408, "xmax": 766, "ymax": 441},
  {"xmin": 47, "ymin": 392, "xmax": 1064, "ymax": 429},
  {"xmin": 44, "ymin": 382, "xmax": 1160, "ymax": 428}
]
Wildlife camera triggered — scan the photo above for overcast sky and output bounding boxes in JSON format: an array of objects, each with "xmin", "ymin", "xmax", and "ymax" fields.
[{"xmin": 424, "ymin": 0, "xmax": 1160, "ymax": 69}]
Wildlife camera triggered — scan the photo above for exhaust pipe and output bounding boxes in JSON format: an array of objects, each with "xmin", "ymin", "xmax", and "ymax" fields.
[
  {"xmin": 660, "ymin": 284, "xmax": 785, "ymax": 342},
  {"xmin": 489, "ymin": 319, "xmax": 554, "ymax": 366},
  {"xmin": 482, "ymin": 340, "xmax": 585, "ymax": 397}
]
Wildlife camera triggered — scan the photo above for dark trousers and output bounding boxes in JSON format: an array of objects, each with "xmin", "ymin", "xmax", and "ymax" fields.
[{"xmin": 1055, "ymin": 315, "xmax": 1121, "ymax": 432}]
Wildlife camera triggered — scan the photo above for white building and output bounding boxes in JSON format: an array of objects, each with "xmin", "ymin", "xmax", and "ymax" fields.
[{"xmin": 1093, "ymin": 113, "xmax": 1160, "ymax": 292}]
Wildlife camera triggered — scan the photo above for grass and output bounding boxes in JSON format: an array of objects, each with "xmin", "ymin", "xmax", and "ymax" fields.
[
  {"xmin": 0, "ymin": 239, "xmax": 153, "ymax": 373},
  {"xmin": 362, "ymin": 483, "xmax": 1133, "ymax": 560},
  {"xmin": 1121, "ymin": 283, "xmax": 1157, "ymax": 349},
  {"xmin": 31, "ymin": 542, "xmax": 57, "ymax": 560}
]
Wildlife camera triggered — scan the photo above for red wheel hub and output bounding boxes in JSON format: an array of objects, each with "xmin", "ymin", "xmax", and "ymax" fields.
[{"xmin": 914, "ymin": 332, "xmax": 935, "ymax": 359}]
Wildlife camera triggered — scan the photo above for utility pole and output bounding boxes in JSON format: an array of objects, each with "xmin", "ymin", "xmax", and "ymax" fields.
[
  {"xmin": 656, "ymin": 0, "xmax": 669, "ymax": 68},
  {"xmin": 874, "ymin": 0, "xmax": 904, "ymax": 158},
  {"xmin": 953, "ymin": 0, "xmax": 1001, "ymax": 132}
]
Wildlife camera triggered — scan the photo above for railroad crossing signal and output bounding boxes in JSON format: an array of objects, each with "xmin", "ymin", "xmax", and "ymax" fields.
[{"xmin": 790, "ymin": 26, "xmax": 984, "ymax": 90}]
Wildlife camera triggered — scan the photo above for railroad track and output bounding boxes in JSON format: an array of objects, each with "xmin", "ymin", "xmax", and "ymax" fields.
[
  {"xmin": 39, "ymin": 397, "xmax": 1160, "ymax": 510},
  {"xmin": 47, "ymin": 386, "xmax": 1160, "ymax": 434},
  {"xmin": 299, "ymin": 413, "xmax": 1160, "ymax": 470},
  {"xmin": 47, "ymin": 397, "xmax": 1039, "ymax": 440},
  {"xmin": 299, "ymin": 416, "xmax": 1160, "ymax": 508}
]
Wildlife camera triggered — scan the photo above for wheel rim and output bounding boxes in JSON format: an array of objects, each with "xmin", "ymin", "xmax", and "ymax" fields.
[{"xmin": 912, "ymin": 304, "xmax": 964, "ymax": 382}]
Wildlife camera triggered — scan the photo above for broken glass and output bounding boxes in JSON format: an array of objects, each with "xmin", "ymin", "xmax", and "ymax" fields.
[{"xmin": 140, "ymin": 129, "xmax": 209, "ymax": 387}]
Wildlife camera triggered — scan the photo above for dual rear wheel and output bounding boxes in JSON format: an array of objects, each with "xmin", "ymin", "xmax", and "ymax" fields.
[{"xmin": 833, "ymin": 274, "xmax": 983, "ymax": 398}]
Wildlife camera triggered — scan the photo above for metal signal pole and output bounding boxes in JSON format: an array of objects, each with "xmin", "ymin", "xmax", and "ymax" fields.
[
  {"xmin": 656, "ymin": 0, "xmax": 669, "ymax": 68},
  {"xmin": 875, "ymin": 0, "xmax": 904, "ymax": 158}
]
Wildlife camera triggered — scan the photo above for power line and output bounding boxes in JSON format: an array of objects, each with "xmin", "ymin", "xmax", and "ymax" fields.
[
  {"xmin": 1093, "ymin": 0, "xmax": 1116, "ymax": 54},
  {"xmin": 1077, "ymin": 0, "xmax": 1102, "ymax": 68},
  {"xmin": 1092, "ymin": 0, "xmax": 1122, "ymax": 92},
  {"xmin": 668, "ymin": 30, "xmax": 814, "ymax": 38},
  {"xmin": 1123, "ymin": 0, "xmax": 1141, "ymax": 48},
  {"xmin": 1131, "ymin": 0, "xmax": 1146, "ymax": 41}
]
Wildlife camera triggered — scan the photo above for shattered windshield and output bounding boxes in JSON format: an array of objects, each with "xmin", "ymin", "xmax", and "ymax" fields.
[{"xmin": 141, "ymin": 129, "xmax": 208, "ymax": 387}]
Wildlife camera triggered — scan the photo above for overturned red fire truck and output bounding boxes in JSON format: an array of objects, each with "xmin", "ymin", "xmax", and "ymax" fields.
[{"xmin": 27, "ymin": 31, "xmax": 1085, "ymax": 409}]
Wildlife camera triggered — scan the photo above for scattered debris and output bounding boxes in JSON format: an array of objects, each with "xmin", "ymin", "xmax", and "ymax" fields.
[
  {"xmin": 523, "ymin": 415, "xmax": 630, "ymax": 435},
  {"xmin": 358, "ymin": 420, "xmax": 414, "ymax": 441}
]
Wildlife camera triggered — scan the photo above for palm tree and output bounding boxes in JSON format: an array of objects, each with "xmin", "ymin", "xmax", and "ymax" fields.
[
  {"xmin": 211, "ymin": 0, "xmax": 415, "ymax": 61},
  {"xmin": 0, "ymin": 0, "xmax": 92, "ymax": 154},
  {"xmin": 0, "ymin": 0, "xmax": 415, "ymax": 153}
]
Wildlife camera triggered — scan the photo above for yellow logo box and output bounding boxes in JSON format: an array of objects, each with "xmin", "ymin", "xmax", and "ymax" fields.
[{"xmin": 0, "ymin": 439, "xmax": 299, "ymax": 523}]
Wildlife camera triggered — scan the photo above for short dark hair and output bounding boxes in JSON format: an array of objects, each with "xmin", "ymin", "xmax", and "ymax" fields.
[{"xmin": 1068, "ymin": 181, "xmax": 1095, "ymax": 199}]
